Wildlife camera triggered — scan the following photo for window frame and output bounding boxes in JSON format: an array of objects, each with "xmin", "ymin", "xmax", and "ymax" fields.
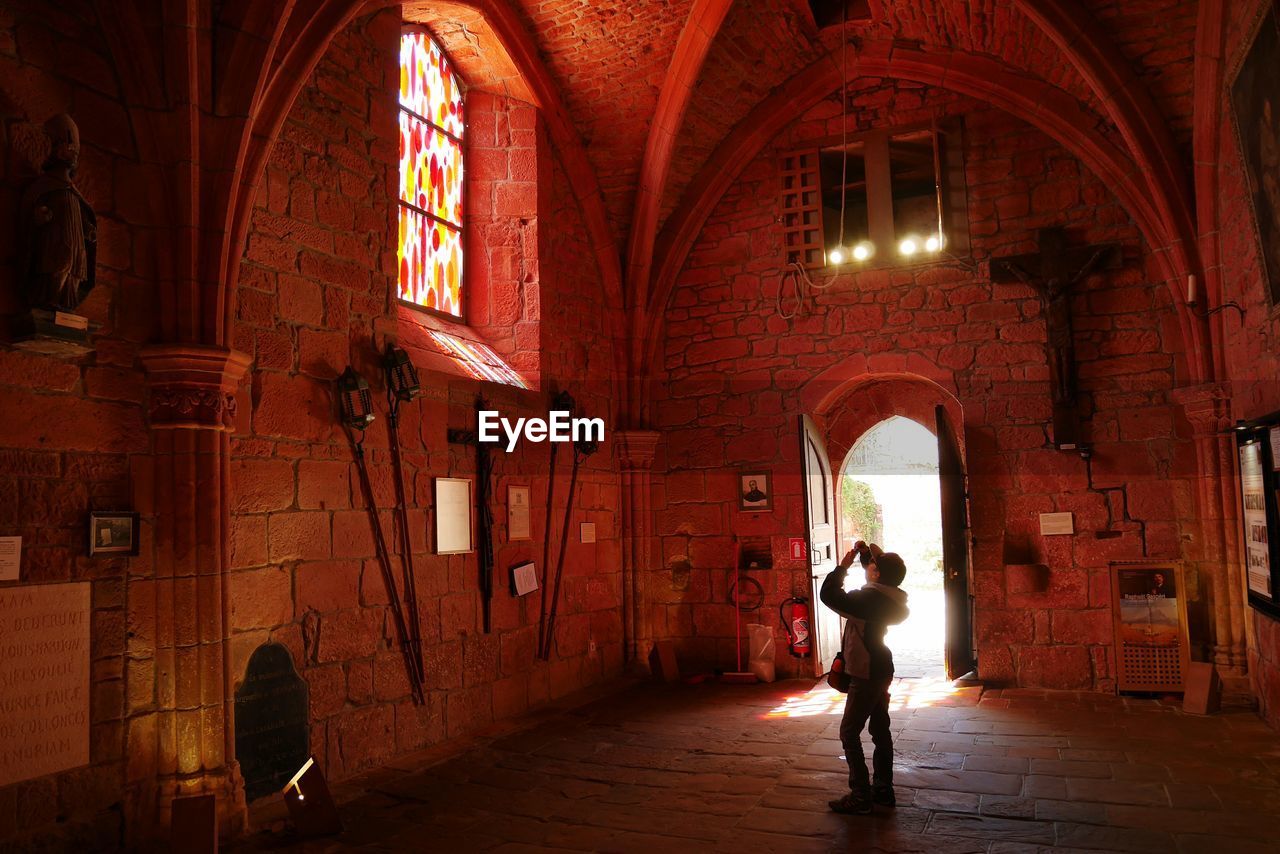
[{"xmin": 397, "ymin": 25, "xmax": 468, "ymax": 323}]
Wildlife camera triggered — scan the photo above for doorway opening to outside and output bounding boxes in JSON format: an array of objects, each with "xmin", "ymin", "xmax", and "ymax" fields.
[{"xmin": 838, "ymin": 416, "xmax": 945, "ymax": 679}]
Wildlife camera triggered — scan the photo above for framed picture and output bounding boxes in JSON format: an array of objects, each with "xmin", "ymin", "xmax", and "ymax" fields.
[
  {"xmin": 738, "ymin": 470, "xmax": 773, "ymax": 512},
  {"xmin": 507, "ymin": 485, "xmax": 531, "ymax": 541},
  {"xmin": 88, "ymin": 512, "xmax": 139, "ymax": 556},
  {"xmin": 1110, "ymin": 562, "xmax": 1190, "ymax": 693},
  {"xmin": 1229, "ymin": 0, "xmax": 1280, "ymax": 305},
  {"xmin": 434, "ymin": 478, "xmax": 473, "ymax": 555}
]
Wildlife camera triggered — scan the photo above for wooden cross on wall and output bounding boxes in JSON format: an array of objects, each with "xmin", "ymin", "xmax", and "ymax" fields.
[{"xmin": 990, "ymin": 228, "xmax": 1120, "ymax": 450}]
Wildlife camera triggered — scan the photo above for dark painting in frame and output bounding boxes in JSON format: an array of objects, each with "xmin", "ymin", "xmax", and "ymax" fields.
[{"xmin": 1229, "ymin": 1, "xmax": 1280, "ymax": 305}]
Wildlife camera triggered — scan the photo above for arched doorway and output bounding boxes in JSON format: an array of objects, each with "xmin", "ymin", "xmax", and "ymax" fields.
[
  {"xmin": 800, "ymin": 368, "xmax": 975, "ymax": 682},
  {"xmin": 839, "ymin": 416, "xmax": 945, "ymax": 678}
]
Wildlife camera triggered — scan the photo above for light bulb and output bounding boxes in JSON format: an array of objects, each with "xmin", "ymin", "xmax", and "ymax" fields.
[
  {"xmin": 925, "ymin": 234, "xmax": 941, "ymax": 253},
  {"xmin": 852, "ymin": 242, "xmax": 872, "ymax": 262},
  {"xmin": 899, "ymin": 237, "xmax": 919, "ymax": 257},
  {"xmin": 828, "ymin": 247, "xmax": 846, "ymax": 265}
]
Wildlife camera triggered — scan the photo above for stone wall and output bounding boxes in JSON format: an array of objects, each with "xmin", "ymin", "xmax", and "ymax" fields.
[
  {"xmin": 0, "ymin": 3, "xmax": 148, "ymax": 848},
  {"xmin": 1215, "ymin": 0, "xmax": 1280, "ymax": 729},
  {"xmin": 226, "ymin": 10, "xmax": 622, "ymax": 787},
  {"xmin": 649, "ymin": 81, "xmax": 1201, "ymax": 690}
]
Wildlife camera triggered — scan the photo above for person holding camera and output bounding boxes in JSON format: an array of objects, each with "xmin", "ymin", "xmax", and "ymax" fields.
[{"xmin": 820, "ymin": 540, "xmax": 909, "ymax": 815}]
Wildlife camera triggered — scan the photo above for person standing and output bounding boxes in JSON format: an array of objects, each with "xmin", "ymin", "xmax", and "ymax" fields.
[{"xmin": 820, "ymin": 541, "xmax": 909, "ymax": 815}]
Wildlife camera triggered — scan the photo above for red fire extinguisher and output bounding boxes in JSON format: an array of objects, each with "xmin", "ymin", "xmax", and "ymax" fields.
[{"xmin": 780, "ymin": 596, "xmax": 811, "ymax": 658}]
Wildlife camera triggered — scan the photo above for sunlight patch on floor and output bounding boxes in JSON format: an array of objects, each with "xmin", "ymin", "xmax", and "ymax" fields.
[{"xmin": 763, "ymin": 673, "xmax": 972, "ymax": 719}]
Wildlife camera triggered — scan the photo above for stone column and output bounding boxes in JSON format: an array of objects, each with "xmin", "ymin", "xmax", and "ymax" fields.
[
  {"xmin": 1172, "ymin": 382, "xmax": 1247, "ymax": 674},
  {"xmin": 139, "ymin": 345, "xmax": 252, "ymax": 839},
  {"xmin": 615, "ymin": 430, "xmax": 660, "ymax": 667}
]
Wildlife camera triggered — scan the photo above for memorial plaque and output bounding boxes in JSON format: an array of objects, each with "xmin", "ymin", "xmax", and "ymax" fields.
[
  {"xmin": 235, "ymin": 643, "xmax": 309, "ymax": 802},
  {"xmin": 0, "ymin": 582, "xmax": 90, "ymax": 787}
]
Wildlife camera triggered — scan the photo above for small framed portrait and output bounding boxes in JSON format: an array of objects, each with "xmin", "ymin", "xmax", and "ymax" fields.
[
  {"xmin": 738, "ymin": 470, "xmax": 773, "ymax": 512},
  {"xmin": 88, "ymin": 512, "xmax": 139, "ymax": 556}
]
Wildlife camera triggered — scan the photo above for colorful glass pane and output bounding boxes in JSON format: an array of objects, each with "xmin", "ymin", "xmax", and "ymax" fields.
[
  {"xmin": 399, "ymin": 31, "xmax": 464, "ymax": 139},
  {"xmin": 398, "ymin": 207, "xmax": 463, "ymax": 317},
  {"xmin": 429, "ymin": 330, "xmax": 529, "ymax": 389},
  {"xmin": 399, "ymin": 111, "xmax": 463, "ymax": 226}
]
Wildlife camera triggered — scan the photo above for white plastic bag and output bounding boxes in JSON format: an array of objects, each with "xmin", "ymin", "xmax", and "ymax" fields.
[{"xmin": 746, "ymin": 623, "xmax": 776, "ymax": 683}]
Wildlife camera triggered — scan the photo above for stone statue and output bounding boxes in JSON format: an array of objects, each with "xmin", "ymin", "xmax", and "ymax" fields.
[{"xmin": 19, "ymin": 114, "xmax": 96, "ymax": 313}]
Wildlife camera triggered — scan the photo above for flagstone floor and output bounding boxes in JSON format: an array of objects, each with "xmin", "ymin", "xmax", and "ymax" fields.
[{"xmin": 231, "ymin": 675, "xmax": 1280, "ymax": 852}]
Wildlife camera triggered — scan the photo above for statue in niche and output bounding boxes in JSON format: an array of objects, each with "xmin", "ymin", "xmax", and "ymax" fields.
[{"xmin": 19, "ymin": 113, "xmax": 96, "ymax": 314}]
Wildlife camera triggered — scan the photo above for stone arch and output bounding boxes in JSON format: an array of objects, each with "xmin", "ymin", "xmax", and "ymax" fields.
[{"xmin": 641, "ymin": 40, "xmax": 1210, "ymax": 420}]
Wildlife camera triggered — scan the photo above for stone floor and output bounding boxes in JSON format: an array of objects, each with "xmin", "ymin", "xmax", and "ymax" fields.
[{"xmin": 232, "ymin": 674, "xmax": 1280, "ymax": 852}]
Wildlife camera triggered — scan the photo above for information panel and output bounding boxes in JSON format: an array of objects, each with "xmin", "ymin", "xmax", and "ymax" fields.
[
  {"xmin": 0, "ymin": 583, "xmax": 90, "ymax": 787},
  {"xmin": 1240, "ymin": 440, "xmax": 1272, "ymax": 598}
]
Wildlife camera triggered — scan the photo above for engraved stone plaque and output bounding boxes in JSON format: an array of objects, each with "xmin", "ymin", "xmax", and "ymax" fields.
[
  {"xmin": 235, "ymin": 643, "xmax": 309, "ymax": 802},
  {"xmin": 0, "ymin": 582, "xmax": 91, "ymax": 787}
]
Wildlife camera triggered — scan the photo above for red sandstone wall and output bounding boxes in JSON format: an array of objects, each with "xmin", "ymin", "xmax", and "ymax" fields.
[
  {"xmin": 0, "ymin": 3, "xmax": 148, "ymax": 848},
  {"xmin": 1215, "ymin": 0, "xmax": 1280, "ymax": 730},
  {"xmin": 650, "ymin": 82, "xmax": 1200, "ymax": 691},
  {"xmin": 226, "ymin": 10, "xmax": 622, "ymax": 789}
]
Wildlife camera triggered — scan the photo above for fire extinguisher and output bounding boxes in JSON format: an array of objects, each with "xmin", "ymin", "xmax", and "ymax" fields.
[{"xmin": 780, "ymin": 596, "xmax": 811, "ymax": 658}]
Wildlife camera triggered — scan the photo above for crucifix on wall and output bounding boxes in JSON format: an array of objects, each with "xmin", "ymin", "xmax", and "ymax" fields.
[{"xmin": 990, "ymin": 228, "xmax": 1119, "ymax": 450}]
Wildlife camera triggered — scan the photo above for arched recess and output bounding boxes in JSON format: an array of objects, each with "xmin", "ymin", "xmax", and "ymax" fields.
[
  {"xmin": 640, "ymin": 40, "xmax": 1211, "ymax": 424},
  {"xmin": 802, "ymin": 353, "xmax": 964, "ymax": 465},
  {"xmin": 97, "ymin": 0, "xmax": 624, "ymax": 373},
  {"xmin": 1012, "ymin": 0, "xmax": 1199, "ymax": 304},
  {"xmin": 624, "ymin": 0, "xmax": 734, "ymax": 318},
  {"xmin": 821, "ymin": 374, "xmax": 964, "ymax": 475}
]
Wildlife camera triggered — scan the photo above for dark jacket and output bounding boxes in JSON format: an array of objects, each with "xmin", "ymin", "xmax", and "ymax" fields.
[{"xmin": 820, "ymin": 565, "xmax": 909, "ymax": 680}]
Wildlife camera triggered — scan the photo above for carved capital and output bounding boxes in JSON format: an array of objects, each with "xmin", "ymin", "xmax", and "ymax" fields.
[
  {"xmin": 614, "ymin": 430, "xmax": 660, "ymax": 472},
  {"xmin": 141, "ymin": 345, "xmax": 251, "ymax": 430},
  {"xmin": 1170, "ymin": 381, "xmax": 1233, "ymax": 437}
]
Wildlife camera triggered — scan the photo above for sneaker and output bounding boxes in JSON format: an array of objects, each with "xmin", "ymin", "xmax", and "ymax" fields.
[
  {"xmin": 871, "ymin": 784, "xmax": 896, "ymax": 808},
  {"xmin": 828, "ymin": 792, "xmax": 873, "ymax": 815}
]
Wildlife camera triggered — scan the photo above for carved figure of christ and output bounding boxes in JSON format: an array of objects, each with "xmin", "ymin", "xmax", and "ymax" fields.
[{"xmin": 990, "ymin": 228, "xmax": 1118, "ymax": 449}]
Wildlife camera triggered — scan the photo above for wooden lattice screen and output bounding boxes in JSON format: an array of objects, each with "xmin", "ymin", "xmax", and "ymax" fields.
[{"xmin": 779, "ymin": 149, "xmax": 824, "ymax": 270}]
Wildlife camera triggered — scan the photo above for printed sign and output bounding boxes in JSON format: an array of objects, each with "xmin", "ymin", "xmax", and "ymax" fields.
[
  {"xmin": 0, "ymin": 583, "xmax": 91, "ymax": 787},
  {"xmin": 1240, "ymin": 441, "xmax": 1271, "ymax": 597}
]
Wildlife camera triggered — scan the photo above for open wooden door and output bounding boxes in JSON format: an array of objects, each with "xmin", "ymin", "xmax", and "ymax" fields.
[
  {"xmin": 937, "ymin": 405, "xmax": 975, "ymax": 679},
  {"xmin": 799, "ymin": 414, "xmax": 840, "ymax": 677}
]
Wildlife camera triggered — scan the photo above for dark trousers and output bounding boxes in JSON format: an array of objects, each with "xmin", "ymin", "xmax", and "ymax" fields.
[{"xmin": 839, "ymin": 676, "xmax": 893, "ymax": 793}]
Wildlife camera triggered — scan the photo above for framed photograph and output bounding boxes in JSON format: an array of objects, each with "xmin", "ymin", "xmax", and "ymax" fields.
[
  {"xmin": 1110, "ymin": 562, "xmax": 1190, "ymax": 693},
  {"xmin": 88, "ymin": 512, "xmax": 139, "ymax": 556},
  {"xmin": 507, "ymin": 485, "xmax": 531, "ymax": 541},
  {"xmin": 738, "ymin": 470, "xmax": 773, "ymax": 512},
  {"xmin": 1229, "ymin": 0, "xmax": 1280, "ymax": 305},
  {"xmin": 434, "ymin": 478, "xmax": 473, "ymax": 555}
]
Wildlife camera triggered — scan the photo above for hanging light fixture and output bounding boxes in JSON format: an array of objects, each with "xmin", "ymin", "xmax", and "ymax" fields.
[
  {"xmin": 337, "ymin": 366, "xmax": 374, "ymax": 430},
  {"xmin": 383, "ymin": 343, "xmax": 421, "ymax": 401}
]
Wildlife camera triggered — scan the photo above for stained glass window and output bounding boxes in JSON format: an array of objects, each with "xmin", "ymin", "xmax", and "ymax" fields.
[
  {"xmin": 429, "ymin": 330, "xmax": 529, "ymax": 389},
  {"xmin": 399, "ymin": 31, "xmax": 464, "ymax": 317}
]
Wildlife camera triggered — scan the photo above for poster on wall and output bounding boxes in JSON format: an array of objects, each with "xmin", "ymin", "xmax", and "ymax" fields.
[
  {"xmin": 1240, "ymin": 440, "xmax": 1272, "ymax": 597},
  {"xmin": 1229, "ymin": 1, "xmax": 1280, "ymax": 304},
  {"xmin": 1115, "ymin": 567, "xmax": 1180, "ymax": 646}
]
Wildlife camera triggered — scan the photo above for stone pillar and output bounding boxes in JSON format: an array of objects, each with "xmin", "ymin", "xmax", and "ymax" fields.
[
  {"xmin": 1172, "ymin": 382, "xmax": 1247, "ymax": 674},
  {"xmin": 139, "ymin": 345, "xmax": 252, "ymax": 839},
  {"xmin": 615, "ymin": 430, "xmax": 660, "ymax": 667}
]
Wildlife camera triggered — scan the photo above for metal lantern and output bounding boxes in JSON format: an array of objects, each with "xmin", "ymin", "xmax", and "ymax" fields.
[
  {"xmin": 384, "ymin": 343, "xmax": 421, "ymax": 401},
  {"xmin": 337, "ymin": 366, "xmax": 375, "ymax": 430}
]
